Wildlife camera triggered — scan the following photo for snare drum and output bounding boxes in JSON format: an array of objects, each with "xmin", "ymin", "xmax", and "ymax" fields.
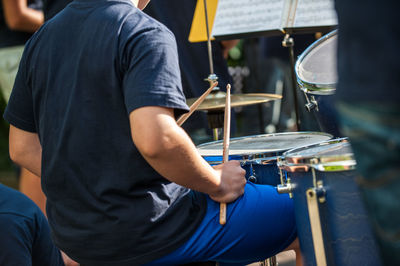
[
  {"xmin": 197, "ymin": 132, "xmax": 332, "ymax": 186},
  {"xmin": 296, "ymin": 30, "xmax": 341, "ymax": 137},
  {"xmin": 277, "ymin": 138, "xmax": 381, "ymax": 266}
]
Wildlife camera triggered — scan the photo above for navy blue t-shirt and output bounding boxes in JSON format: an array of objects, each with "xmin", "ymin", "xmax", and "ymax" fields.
[
  {"xmin": 4, "ymin": 0, "xmax": 207, "ymax": 264},
  {"xmin": 334, "ymin": 0, "xmax": 400, "ymax": 102},
  {"xmin": 0, "ymin": 184, "xmax": 63, "ymax": 266}
]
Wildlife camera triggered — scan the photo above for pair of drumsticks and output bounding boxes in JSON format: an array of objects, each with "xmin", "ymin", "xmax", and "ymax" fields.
[{"xmin": 177, "ymin": 82, "xmax": 231, "ymax": 225}]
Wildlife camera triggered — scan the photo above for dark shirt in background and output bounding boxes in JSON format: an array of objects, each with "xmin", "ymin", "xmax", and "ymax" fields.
[
  {"xmin": 144, "ymin": 0, "xmax": 234, "ymax": 137},
  {"xmin": 0, "ymin": 184, "xmax": 64, "ymax": 266},
  {"xmin": 42, "ymin": 0, "xmax": 72, "ymax": 21}
]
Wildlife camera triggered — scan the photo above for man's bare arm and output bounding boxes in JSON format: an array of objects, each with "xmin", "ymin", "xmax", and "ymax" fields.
[
  {"xmin": 2, "ymin": 0, "xmax": 43, "ymax": 32},
  {"xmin": 130, "ymin": 106, "xmax": 246, "ymax": 203},
  {"xmin": 9, "ymin": 125, "xmax": 42, "ymax": 177}
]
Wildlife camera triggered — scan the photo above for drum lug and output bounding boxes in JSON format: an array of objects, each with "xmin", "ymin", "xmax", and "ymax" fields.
[
  {"xmin": 277, "ymin": 157, "xmax": 293, "ymax": 197},
  {"xmin": 315, "ymin": 180, "xmax": 326, "ymax": 203},
  {"xmin": 248, "ymin": 175, "xmax": 257, "ymax": 183},
  {"xmin": 304, "ymin": 95, "xmax": 319, "ymax": 112},
  {"xmin": 277, "ymin": 178, "xmax": 293, "ymax": 198},
  {"xmin": 247, "ymin": 163, "xmax": 258, "ymax": 183}
]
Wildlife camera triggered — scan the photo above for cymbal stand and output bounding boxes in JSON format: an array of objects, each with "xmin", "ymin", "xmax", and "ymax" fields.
[
  {"xmin": 282, "ymin": 33, "xmax": 301, "ymax": 131},
  {"xmin": 203, "ymin": 0, "xmax": 223, "ymax": 141}
]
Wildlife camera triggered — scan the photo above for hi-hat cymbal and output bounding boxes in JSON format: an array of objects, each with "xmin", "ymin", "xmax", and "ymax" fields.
[{"xmin": 186, "ymin": 91, "xmax": 282, "ymax": 111}]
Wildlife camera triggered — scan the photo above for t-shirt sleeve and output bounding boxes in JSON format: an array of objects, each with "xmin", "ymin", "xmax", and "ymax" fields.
[
  {"xmin": 3, "ymin": 45, "xmax": 37, "ymax": 133},
  {"xmin": 0, "ymin": 214, "xmax": 33, "ymax": 265},
  {"xmin": 0, "ymin": 200, "xmax": 63, "ymax": 266},
  {"xmin": 120, "ymin": 24, "xmax": 189, "ymax": 118}
]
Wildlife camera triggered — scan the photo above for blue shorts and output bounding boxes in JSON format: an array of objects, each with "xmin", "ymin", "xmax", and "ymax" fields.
[{"xmin": 146, "ymin": 182, "xmax": 297, "ymax": 265}]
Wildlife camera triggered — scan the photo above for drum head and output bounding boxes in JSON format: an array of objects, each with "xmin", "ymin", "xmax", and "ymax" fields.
[
  {"xmin": 197, "ymin": 132, "xmax": 332, "ymax": 159},
  {"xmin": 283, "ymin": 138, "xmax": 356, "ymax": 171},
  {"xmin": 296, "ymin": 30, "xmax": 338, "ymax": 95}
]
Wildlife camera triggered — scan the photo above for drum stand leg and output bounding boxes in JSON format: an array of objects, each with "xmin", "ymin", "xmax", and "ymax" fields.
[
  {"xmin": 213, "ymin": 128, "xmax": 219, "ymax": 141},
  {"xmin": 207, "ymin": 111, "xmax": 225, "ymax": 141},
  {"xmin": 282, "ymin": 33, "xmax": 301, "ymax": 131}
]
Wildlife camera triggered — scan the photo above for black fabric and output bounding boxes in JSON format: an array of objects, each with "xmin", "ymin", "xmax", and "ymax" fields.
[
  {"xmin": 0, "ymin": 0, "xmax": 42, "ymax": 48},
  {"xmin": 334, "ymin": 0, "xmax": 400, "ymax": 102},
  {"xmin": 144, "ymin": 0, "xmax": 234, "ymax": 135},
  {"xmin": 4, "ymin": 0, "xmax": 207, "ymax": 264},
  {"xmin": 0, "ymin": 184, "xmax": 64, "ymax": 266},
  {"xmin": 42, "ymin": 0, "xmax": 72, "ymax": 21}
]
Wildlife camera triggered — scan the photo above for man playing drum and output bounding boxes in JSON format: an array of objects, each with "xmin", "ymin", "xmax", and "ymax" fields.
[{"xmin": 4, "ymin": 0, "xmax": 300, "ymax": 264}]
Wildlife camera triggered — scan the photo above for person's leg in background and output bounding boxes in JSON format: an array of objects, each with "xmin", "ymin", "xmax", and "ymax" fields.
[{"xmin": 336, "ymin": 101, "xmax": 400, "ymax": 265}]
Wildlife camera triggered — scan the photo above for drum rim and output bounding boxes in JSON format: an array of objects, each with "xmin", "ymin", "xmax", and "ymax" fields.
[
  {"xmin": 197, "ymin": 131, "xmax": 333, "ymax": 160},
  {"xmin": 295, "ymin": 29, "xmax": 338, "ymax": 95},
  {"xmin": 280, "ymin": 137, "xmax": 357, "ymax": 172}
]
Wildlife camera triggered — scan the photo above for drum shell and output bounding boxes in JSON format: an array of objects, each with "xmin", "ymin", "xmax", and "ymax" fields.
[
  {"xmin": 286, "ymin": 169, "xmax": 381, "ymax": 266},
  {"xmin": 203, "ymin": 156, "xmax": 281, "ymax": 186}
]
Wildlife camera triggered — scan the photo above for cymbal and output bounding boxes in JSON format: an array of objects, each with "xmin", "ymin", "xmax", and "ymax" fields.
[{"xmin": 186, "ymin": 91, "xmax": 282, "ymax": 111}]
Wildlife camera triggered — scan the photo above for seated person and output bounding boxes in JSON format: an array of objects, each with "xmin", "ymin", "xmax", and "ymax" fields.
[
  {"xmin": 4, "ymin": 0, "xmax": 302, "ymax": 265},
  {"xmin": 0, "ymin": 183, "xmax": 72, "ymax": 265}
]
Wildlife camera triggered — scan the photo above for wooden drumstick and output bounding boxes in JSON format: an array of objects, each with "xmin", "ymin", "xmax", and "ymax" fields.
[
  {"xmin": 220, "ymin": 84, "xmax": 231, "ymax": 225},
  {"xmin": 177, "ymin": 82, "xmax": 218, "ymax": 126}
]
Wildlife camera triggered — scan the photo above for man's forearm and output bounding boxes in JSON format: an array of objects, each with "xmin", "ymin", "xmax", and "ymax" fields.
[
  {"xmin": 130, "ymin": 107, "xmax": 223, "ymax": 197},
  {"xmin": 142, "ymin": 125, "xmax": 222, "ymax": 196}
]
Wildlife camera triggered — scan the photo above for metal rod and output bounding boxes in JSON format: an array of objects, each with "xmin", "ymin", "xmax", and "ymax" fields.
[
  {"xmin": 282, "ymin": 33, "xmax": 301, "ymax": 131},
  {"xmin": 203, "ymin": 0, "xmax": 214, "ymax": 75},
  {"xmin": 288, "ymin": 45, "xmax": 301, "ymax": 130},
  {"xmin": 213, "ymin": 128, "xmax": 219, "ymax": 141}
]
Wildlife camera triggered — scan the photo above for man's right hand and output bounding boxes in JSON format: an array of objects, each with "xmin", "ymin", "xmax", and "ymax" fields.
[{"xmin": 209, "ymin": 161, "xmax": 246, "ymax": 203}]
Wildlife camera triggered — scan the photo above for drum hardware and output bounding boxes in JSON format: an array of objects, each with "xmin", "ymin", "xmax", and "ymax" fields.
[
  {"xmin": 206, "ymin": 73, "xmax": 219, "ymax": 89},
  {"xmin": 277, "ymin": 157, "xmax": 294, "ymax": 198},
  {"xmin": 306, "ymin": 181, "xmax": 328, "ymax": 266},
  {"xmin": 304, "ymin": 94, "xmax": 319, "ymax": 112},
  {"xmin": 202, "ymin": 0, "xmax": 214, "ymax": 84},
  {"xmin": 247, "ymin": 163, "xmax": 257, "ymax": 183},
  {"xmin": 277, "ymin": 178, "xmax": 294, "ymax": 198},
  {"xmin": 278, "ymin": 156, "xmax": 285, "ymax": 185},
  {"xmin": 202, "ymin": 0, "xmax": 221, "ymax": 141},
  {"xmin": 248, "ymin": 175, "xmax": 257, "ymax": 183},
  {"xmin": 282, "ymin": 33, "xmax": 301, "ymax": 131}
]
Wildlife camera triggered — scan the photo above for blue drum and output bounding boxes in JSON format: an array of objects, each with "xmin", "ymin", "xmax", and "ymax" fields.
[
  {"xmin": 277, "ymin": 138, "xmax": 381, "ymax": 266},
  {"xmin": 197, "ymin": 132, "xmax": 332, "ymax": 186},
  {"xmin": 296, "ymin": 30, "xmax": 341, "ymax": 137}
]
